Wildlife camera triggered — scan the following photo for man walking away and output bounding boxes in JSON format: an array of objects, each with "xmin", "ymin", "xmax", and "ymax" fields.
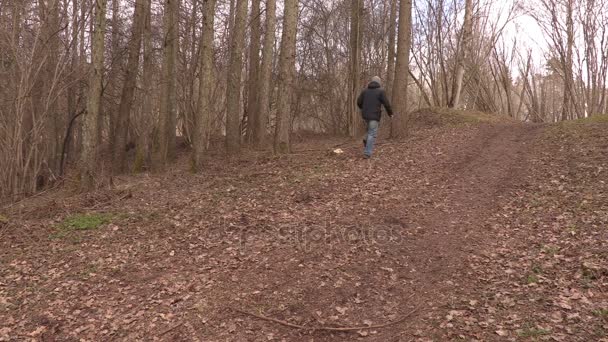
[{"xmin": 356, "ymin": 76, "xmax": 394, "ymax": 159}]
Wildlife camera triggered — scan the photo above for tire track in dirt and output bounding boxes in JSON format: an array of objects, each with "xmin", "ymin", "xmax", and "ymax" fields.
[{"xmin": 381, "ymin": 124, "xmax": 545, "ymax": 339}]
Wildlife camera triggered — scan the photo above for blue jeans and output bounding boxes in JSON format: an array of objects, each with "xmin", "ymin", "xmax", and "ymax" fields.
[{"xmin": 364, "ymin": 120, "xmax": 379, "ymax": 156}]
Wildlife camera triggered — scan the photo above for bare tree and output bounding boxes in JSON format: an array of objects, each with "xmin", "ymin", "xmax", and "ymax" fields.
[
  {"xmin": 134, "ymin": 0, "xmax": 154, "ymax": 172},
  {"xmin": 390, "ymin": 0, "xmax": 412, "ymax": 138},
  {"xmin": 156, "ymin": 0, "xmax": 179, "ymax": 168},
  {"xmin": 274, "ymin": 0, "xmax": 298, "ymax": 153},
  {"xmin": 81, "ymin": 0, "xmax": 107, "ymax": 190},
  {"xmin": 253, "ymin": 0, "xmax": 276, "ymax": 148},
  {"xmin": 449, "ymin": 0, "xmax": 474, "ymax": 108},
  {"xmin": 348, "ymin": 0, "xmax": 363, "ymax": 137},
  {"xmin": 225, "ymin": 0, "xmax": 249, "ymax": 153},
  {"xmin": 38, "ymin": 0, "xmax": 61, "ymax": 172},
  {"xmin": 385, "ymin": 0, "xmax": 398, "ymax": 96},
  {"xmin": 113, "ymin": 0, "xmax": 146, "ymax": 173},
  {"xmin": 246, "ymin": 0, "xmax": 262, "ymax": 143},
  {"xmin": 193, "ymin": 0, "xmax": 217, "ymax": 171},
  {"xmin": 529, "ymin": 0, "xmax": 581, "ymax": 120}
]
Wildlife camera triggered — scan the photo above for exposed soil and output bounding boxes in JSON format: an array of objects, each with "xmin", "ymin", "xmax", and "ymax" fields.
[{"xmin": 1, "ymin": 120, "xmax": 607, "ymax": 341}]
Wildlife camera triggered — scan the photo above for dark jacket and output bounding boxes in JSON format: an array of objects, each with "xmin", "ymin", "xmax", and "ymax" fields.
[{"xmin": 356, "ymin": 81, "xmax": 393, "ymax": 121}]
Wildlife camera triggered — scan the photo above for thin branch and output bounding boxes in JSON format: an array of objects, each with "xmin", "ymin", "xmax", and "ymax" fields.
[{"xmin": 231, "ymin": 305, "xmax": 420, "ymax": 332}]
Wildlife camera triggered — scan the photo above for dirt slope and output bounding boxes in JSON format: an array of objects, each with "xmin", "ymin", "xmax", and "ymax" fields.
[{"xmin": 1, "ymin": 120, "xmax": 607, "ymax": 341}]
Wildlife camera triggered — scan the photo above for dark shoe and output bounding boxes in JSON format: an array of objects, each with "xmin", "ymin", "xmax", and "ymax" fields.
[
  {"xmin": 363, "ymin": 154, "xmax": 371, "ymax": 159},
  {"xmin": 363, "ymin": 139, "xmax": 367, "ymax": 148}
]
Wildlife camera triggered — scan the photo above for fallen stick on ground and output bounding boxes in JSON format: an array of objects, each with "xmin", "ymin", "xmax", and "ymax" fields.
[
  {"xmin": 158, "ymin": 322, "xmax": 184, "ymax": 336},
  {"xmin": 85, "ymin": 190, "xmax": 133, "ymax": 210},
  {"xmin": 231, "ymin": 306, "xmax": 419, "ymax": 332}
]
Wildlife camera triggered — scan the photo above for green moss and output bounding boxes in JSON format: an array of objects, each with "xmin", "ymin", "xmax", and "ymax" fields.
[
  {"xmin": 541, "ymin": 245, "xmax": 559, "ymax": 256},
  {"xmin": 0, "ymin": 215, "xmax": 8, "ymax": 224},
  {"xmin": 569, "ymin": 114, "xmax": 608, "ymax": 124},
  {"xmin": 593, "ymin": 308, "xmax": 608, "ymax": 317},
  {"xmin": 190, "ymin": 156, "xmax": 201, "ymax": 174},
  {"xmin": 551, "ymin": 115, "xmax": 608, "ymax": 136},
  {"xmin": 526, "ymin": 274, "xmax": 539, "ymax": 284},
  {"xmin": 275, "ymin": 142, "xmax": 290, "ymax": 154},
  {"xmin": 441, "ymin": 109, "xmax": 503, "ymax": 124},
  {"xmin": 518, "ymin": 326, "xmax": 550, "ymax": 338},
  {"xmin": 59, "ymin": 213, "xmax": 113, "ymax": 231},
  {"xmin": 133, "ymin": 147, "xmax": 145, "ymax": 173},
  {"xmin": 51, "ymin": 214, "xmax": 115, "ymax": 238}
]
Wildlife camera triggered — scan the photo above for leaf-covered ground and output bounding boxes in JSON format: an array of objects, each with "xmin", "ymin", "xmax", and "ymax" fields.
[{"xmin": 1, "ymin": 120, "xmax": 607, "ymax": 341}]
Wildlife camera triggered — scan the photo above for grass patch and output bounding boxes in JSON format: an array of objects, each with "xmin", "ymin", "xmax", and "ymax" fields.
[
  {"xmin": 518, "ymin": 325, "xmax": 551, "ymax": 338},
  {"xmin": 593, "ymin": 308, "xmax": 608, "ymax": 318},
  {"xmin": 580, "ymin": 267, "xmax": 601, "ymax": 289},
  {"xmin": 51, "ymin": 213, "xmax": 113, "ymax": 239},
  {"xmin": 525, "ymin": 264, "xmax": 543, "ymax": 284},
  {"xmin": 0, "ymin": 214, "xmax": 8, "ymax": 224},
  {"xmin": 549, "ymin": 114, "xmax": 608, "ymax": 137},
  {"xmin": 526, "ymin": 274, "xmax": 539, "ymax": 284},
  {"xmin": 78, "ymin": 265, "xmax": 99, "ymax": 280},
  {"xmin": 61, "ymin": 213, "xmax": 112, "ymax": 231},
  {"xmin": 528, "ymin": 197, "xmax": 542, "ymax": 209},
  {"xmin": 555, "ymin": 114, "xmax": 608, "ymax": 127},
  {"xmin": 541, "ymin": 245, "xmax": 559, "ymax": 256},
  {"xmin": 568, "ymin": 114, "xmax": 608, "ymax": 125}
]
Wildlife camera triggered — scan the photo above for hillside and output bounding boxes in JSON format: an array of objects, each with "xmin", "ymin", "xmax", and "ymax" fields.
[{"xmin": 1, "ymin": 115, "xmax": 607, "ymax": 341}]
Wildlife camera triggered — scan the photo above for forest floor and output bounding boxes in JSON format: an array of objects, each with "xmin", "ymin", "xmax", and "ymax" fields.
[{"xmin": 1, "ymin": 113, "xmax": 608, "ymax": 341}]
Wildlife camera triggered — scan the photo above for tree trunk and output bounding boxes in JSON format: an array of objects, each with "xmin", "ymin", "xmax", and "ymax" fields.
[
  {"xmin": 155, "ymin": 0, "xmax": 179, "ymax": 168},
  {"xmin": 225, "ymin": 0, "xmax": 248, "ymax": 153},
  {"xmin": 348, "ymin": 0, "xmax": 363, "ymax": 137},
  {"xmin": 192, "ymin": 0, "xmax": 217, "ymax": 171},
  {"xmin": 273, "ymin": 0, "xmax": 298, "ymax": 153},
  {"xmin": 67, "ymin": 0, "xmax": 78, "ymax": 118},
  {"xmin": 113, "ymin": 0, "xmax": 146, "ymax": 173},
  {"xmin": 385, "ymin": 0, "xmax": 398, "ymax": 97},
  {"xmin": 136, "ymin": 0, "xmax": 154, "ymax": 172},
  {"xmin": 181, "ymin": 0, "xmax": 198, "ymax": 143},
  {"xmin": 390, "ymin": 0, "xmax": 412, "ymax": 138},
  {"xmin": 562, "ymin": 0, "xmax": 574, "ymax": 121},
  {"xmin": 39, "ymin": 0, "xmax": 60, "ymax": 173},
  {"xmin": 112, "ymin": 0, "xmax": 120, "ymax": 53},
  {"xmin": 11, "ymin": 1, "xmax": 22, "ymax": 44},
  {"xmin": 81, "ymin": 0, "xmax": 106, "ymax": 190},
  {"xmin": 108, "ymin": 0, "xmax": 121, "ymax": 143},
  {"xmin": 245, "ymin": 0, "xmax": 262, "ymax": 144},
  {"xmin": 449, "ymin": 0, "xmax": 473, "ymax": 108},
  {"xmin": 74, "ymin": 0, "xmax": 89, "ymax": 158},
  {"xmin": 254, "ymin": 0, "xmax": 276, "ymax": 148},
  {"xmin": 66, "ymin": 0, "xmax": 80, "ymax": 165}
]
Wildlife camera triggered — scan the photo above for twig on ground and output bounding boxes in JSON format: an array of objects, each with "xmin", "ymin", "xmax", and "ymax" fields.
[
  {"xmin": 0, "ymin": 183, "xmax": 59, "ymax": 211},
  {"xmin": 231, "ymin": 306, "xmax": 420, "ymax": 332},
  {"xmin": 232, "ymin": 308, "xmax": 308, "ymax": 330},
  {"xmin": 85, "ymin": 190, "xmax": 132, "ymax": 210},
  {"xmin": 158, "ymin": 322, "xmax": 183, "ymax": 337}
]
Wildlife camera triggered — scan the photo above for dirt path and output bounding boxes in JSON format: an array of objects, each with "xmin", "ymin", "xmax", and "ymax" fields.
[
  {"xmin": 367, "ymin": 124, "xmax": 543, "ymax": 340},
  {"xmin": 409, "ymin": 124, "xmax": 540, "ymax": 287},
  {"xmin": 3, "ymin": 122, "xmax": 607, "ymax": 341}
]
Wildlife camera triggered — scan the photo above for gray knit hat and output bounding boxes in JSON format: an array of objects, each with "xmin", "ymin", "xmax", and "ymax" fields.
[{"xmin": 371, "ymin": 76, "xmax": 382, "ymax": 86}]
